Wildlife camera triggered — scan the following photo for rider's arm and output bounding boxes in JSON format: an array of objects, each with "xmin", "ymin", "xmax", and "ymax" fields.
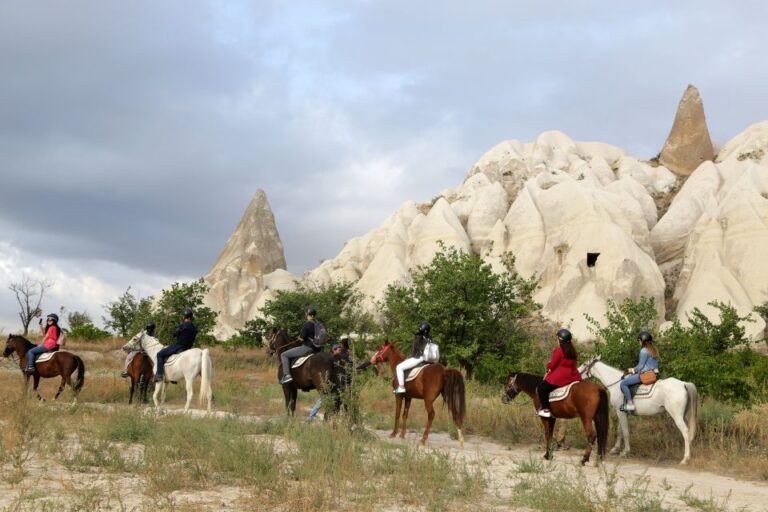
[
  {"xmin": 546, "ymin": 348, "xmax": 562, "ymax": 372},
  {"xmin": 633, "ymin": 348, "xmax": 649, "ymax": 374}
]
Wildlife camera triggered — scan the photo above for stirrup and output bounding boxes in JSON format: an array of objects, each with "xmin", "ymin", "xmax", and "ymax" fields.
[
  {"xmin": 279, "ymin": 375, "xmax": 293, "ymax": 385},
  {"xmin": 393, "ymin": 386, "xmax": 406, "ymax": 394}
]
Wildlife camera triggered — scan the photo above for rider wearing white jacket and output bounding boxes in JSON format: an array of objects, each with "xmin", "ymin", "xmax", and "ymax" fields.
[{"xmin": 393, "ymin": 322, "xmax": 432, "ymax": 394}]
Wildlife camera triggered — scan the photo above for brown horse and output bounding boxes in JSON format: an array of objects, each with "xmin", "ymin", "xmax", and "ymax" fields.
[
  {"xmin": 267, "ymin": 329, "xmax": 346, "ymax": 416},
  {"xmin": 370, "ymin": 341, "xmax": 466, "ymax": 448},
  {"xmin": 3, "ymin": 335, "xmax": 85, "ymax": 401},
  {"xmin": 127, "ymin": 352, "xmax": 153, "ymax": 405},
  {"xmin": 502, "ymin": 372, "xmax": 608, "ymax": 465}
]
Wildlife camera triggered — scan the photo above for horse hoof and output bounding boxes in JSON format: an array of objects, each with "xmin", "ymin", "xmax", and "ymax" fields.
[
  {"xmin": 420, "ymin": 439, "xmax": 427, "ymax": 446},
  {"xmin": 609, "ymin": 448, "xmax": 619, "ymax": 455},
  {"xmin": 389, "ymin": 433, "xmax": 396, "ymax": 438}
]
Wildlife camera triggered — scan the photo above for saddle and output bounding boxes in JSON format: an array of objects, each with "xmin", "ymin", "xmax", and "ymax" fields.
[
  {"xmin": 404, "ymin": 362, "xmax": 431, "ymax": 382},
  {"xmin": 628, "ymin": 382, "xmax": 657, "ymax": 399},
  {"xmin": 548, "ymin": 381, "xmax": 578, "ymax": 403},
  {"xmin": 165, "ymin": 352, "xmax": 183, "ymax": 367},
  {"xmin": 291, "ymin": 354, "xmax": 313, "ymax": 369},
  {"xmin": 36, "ymin": 351, "xmax": 66, "ymax": 364}
]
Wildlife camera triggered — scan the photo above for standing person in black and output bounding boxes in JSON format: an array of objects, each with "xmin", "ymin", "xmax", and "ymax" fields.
[
  {"xmin": 153, "ymin": 308, "xmax": 198, "ymax": 382},
  {"xmin": 279, "ymin": 308, "xmax": 320, "ymax": 384}
]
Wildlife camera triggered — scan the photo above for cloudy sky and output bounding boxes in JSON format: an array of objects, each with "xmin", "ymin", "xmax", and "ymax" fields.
[{"xmin": 1, "ymin": 1, "xmax": 766, "ymax": 332}]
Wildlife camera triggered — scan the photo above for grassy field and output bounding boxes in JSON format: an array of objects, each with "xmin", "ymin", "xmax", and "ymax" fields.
[{"xmin": 0, "ymin": 337, "xmax": 765, "ymax": 511}]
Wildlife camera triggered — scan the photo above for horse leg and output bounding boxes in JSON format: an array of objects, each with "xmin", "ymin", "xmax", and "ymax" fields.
[
  {"xmin": 33, "ymin": 374, "xmax": 43, "ymax": 401},
  {"xmin": 390, "ymin": 395, "xmax": 402, "ymax": 438},
  {"xmin": 399, "ymin": 398, "xmax": 412, "ymax": 440},
  {"xmin": 54, "ymin": 375, "xmax": 66, "ymax": 400},
  {"xmin": 184, "ymin": 377, "xmax": 194, "ymax": 412},
  {"xmin": 579, "ymin": 413, "xmax": 596, "ymax": 466},
  {"xmin": 669, "ymin": 409, "xmax": 691, "ymax": 464},
  {"xmin": 420, "ymin": 396, "xmax": 436, "ymax": 445},
  {"xmin": 614, "ymin": 410, "xmax": 630, "ymax": 456},
  {"xmin": 290, "ymin": 388, "xmax": 298, "ymax": 416},
  {"xmin": 153, "ymin": 382, "xmax": 162, "ymax": 409},
  {"xmin": 129, "ymin": 376, "xmax": 136, "ymax": 405},
  {"xmin": 542, "ymin": 418, "xmax": 555, "ymax": 460}
]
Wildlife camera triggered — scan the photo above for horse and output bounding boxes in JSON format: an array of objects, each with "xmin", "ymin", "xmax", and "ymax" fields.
[
  {"xmin": 370, "ymin": 341, "xmax": 466, "ymax": 448},
  {"xmin": 579, "ymin": 355, "xmax": 698, "ymax": 464},
  {"xmin": 3, "ymin": 334, "xmax": 85, "ymax": 402},
  {"xmin": 267, "ymin": 328, "xmax": 346, "ymax": 417},
  {"xmin": 122, "ymin": 331, "xmax": 212, "ymax": 412},
  {"xmin": 126, "ymin": 351, "xmax": 153, "ymax": 405},
  {"xmin": 502, "ymin": 372, "xmax": 608, "ymax": 465}
]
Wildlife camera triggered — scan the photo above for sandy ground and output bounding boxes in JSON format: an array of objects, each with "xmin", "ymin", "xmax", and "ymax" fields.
[{"xmin": 1, "ymin": 403, "xmax": 767, "ymax": 511}]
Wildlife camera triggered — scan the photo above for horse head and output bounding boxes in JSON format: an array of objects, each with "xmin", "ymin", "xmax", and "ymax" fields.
[
  {"xmin": 502, "ymin": 372, "xmax": 520, "ymax": 403},
  {"xmin": 3, "ymin": 334, "xmax": 17, "ymax": 358},
  {"xmin": 122, "ymin": 332, "xmax": 145, "ymax": 353},
  {"xmin": 370, "ymin": 341, "xmax": 393, "ymax": 365}
]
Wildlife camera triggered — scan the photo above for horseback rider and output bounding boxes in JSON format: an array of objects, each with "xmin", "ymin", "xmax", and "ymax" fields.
[
  {"xmin": 279, "ymin": 307, "xmax": 321, "ymax": 385},
  {"xmin": 537, "ymin": 328, "xmax": 582, "ymax": 418},
  {"xmin": 153, "ymin": 308, "xmax": 197, "ymax": 382},
  {"xmin": 393, "ymin": 321, "xmax": 432, "ymax": 394},
  {"xmin": 620, "ymin": 331, "xmax": 659, "ymax": 412},
  {"xmin": 121, "ymin": 321, "xmax": 155, "ymax": 378},
  {"xmin": 25, "ymin": 313, "xmax": 61, "ymax": 374}
]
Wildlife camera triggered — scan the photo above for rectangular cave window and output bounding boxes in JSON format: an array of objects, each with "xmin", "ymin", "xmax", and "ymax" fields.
[{"xmin": 587, "ymin": 252, "xmax": 600, "ymax": 267}]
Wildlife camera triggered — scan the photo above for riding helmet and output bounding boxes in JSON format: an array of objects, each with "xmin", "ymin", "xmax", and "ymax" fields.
[
  {"xmin": 417, "ymin": 321, "xmax": 431, "ymax": 336},
  {"xmin": 182, "ymin": 308, "xmax": 194, "ymax": 319},
  {"xmin": 638, "ymin": 331, "xmax": 653, "ymax": 343},
  {"xmin": 556, "ymin": 328, "xmax": 572, "ymax": 342},
  {"xmin": 306, "ymin": 307, "xmax": 317, "ymax": 317},
  {"xmin": 145, "ymin": 322, "xmax": 156, "ymax": 335},
  {"xmin": 46, "ymin": 313, "xmax": 59, "ymax": 323}
]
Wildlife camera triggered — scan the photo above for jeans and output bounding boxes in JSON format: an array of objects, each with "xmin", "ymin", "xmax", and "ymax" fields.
[
  {"xmin": 395, "ymin": 357, "xmax": 424, "ymax": 387},
  {"xmin": 620, "ymin": 373, "xmax": 642, "ymax": 402},
  {"xmin": 537, "ymin": 380, "xmax": 559, "ymax": 410},
  {"xmin": 280, "ymin": 345, "xmax": 314, "ymax": 378},
  {"xmin": 308, "ymin": 398, "xmax": 322, "ymax": 421},
  {"xmin": 123, "ymin": 351, "xmax": 141, "ymax": 373},
  {"xmin": 156, "ymin": 343, "xmax": 185, "ymax": 377},
  {"xmin": 26, "ymin": 345, "xmax": 51, "ymax": 369}
]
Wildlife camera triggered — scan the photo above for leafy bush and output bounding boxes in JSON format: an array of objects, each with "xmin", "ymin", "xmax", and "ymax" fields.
[
  {"xmin": 223, "ymin": 319, "xmax": 263, "ymax": 348},
  {"xmin": 153, "ymin": 279, "xmax": 218, "ymax": 345},
  {"xmin": 68, "ymin": 322, "xmax": 112, "ymax": 341},
  {"xmin": 585, "ymin": 296, "xmax": 659, "ymax": 369},
  {"xmin": 103, "ymin": 287, "xmax": 153, "ymax": 337}
]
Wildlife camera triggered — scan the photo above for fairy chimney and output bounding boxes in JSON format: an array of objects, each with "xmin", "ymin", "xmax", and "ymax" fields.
[{"xmin": 659, "ymin": 85, "xmax": 715, "ymax": 176}]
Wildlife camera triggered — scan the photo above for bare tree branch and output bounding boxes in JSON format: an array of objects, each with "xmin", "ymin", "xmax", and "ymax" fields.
[{"xmin": 8, "ymin": 274, "xmax": 53, "ymax": 335}]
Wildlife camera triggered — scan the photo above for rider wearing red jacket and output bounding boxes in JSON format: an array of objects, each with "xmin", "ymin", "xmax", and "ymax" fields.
[{"xmin": 537, "ymin": 328, "xmax": 582, "ymax": 418}]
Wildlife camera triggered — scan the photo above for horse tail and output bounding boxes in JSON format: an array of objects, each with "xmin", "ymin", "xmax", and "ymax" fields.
[
  {"xmin": 684, "ymin": 382, "xmax": 698, "ymax": 442},
  {"xmin": 73, "ymin": 355, "xmax": 86, "ymax": 392},
  {"xmin": 441, "ymin": 369, "xmax": 466, "ymax": 429},
  {"xmin": 595, "ymin": 387, "xmax": 609, "ymax": 459},
  {"xmin": 198, "ymin": 348, "xmax": 213, "ymax": 409}
]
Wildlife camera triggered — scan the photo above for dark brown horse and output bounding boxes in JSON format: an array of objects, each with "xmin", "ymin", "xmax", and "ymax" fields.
[
  {"xmin": 267, "ymin": 329, "xmax": 346, "ymax": 416},
  {"xmin": 3, "ymin": 335, "xmax": 85, "ymax": 401},
  {"xmin": 370, "ymin": 341, "xmax": 466, "ymax": 448},
  {"xmin": 502, "ymin": 372, "xmax": 608, "ymax": 465},
  {"xmin": 127, "ymin": 352, "xmax": 153, "ymax": 405}
]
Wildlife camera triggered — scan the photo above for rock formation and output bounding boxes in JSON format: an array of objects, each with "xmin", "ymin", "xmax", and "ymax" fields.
[
  {"xmin": 204, "ymin": 189, "xmax": 295, "ymax": 339},
  {"xmin": 659, "ymin": 85, "xmax": 715, "ymax": 176}
]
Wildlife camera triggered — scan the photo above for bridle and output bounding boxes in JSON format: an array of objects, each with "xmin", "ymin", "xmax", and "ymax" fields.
[
  {"xmin": 370, "ymin": 343, "xmax": 393, "ymax": 364},
  {"xmin": 502, "ymin": 374, "xmax": 519, "ymax": 402},
  {"xmin": 581, "ymin": 356, "xmax": 623, "ymax": 388}
]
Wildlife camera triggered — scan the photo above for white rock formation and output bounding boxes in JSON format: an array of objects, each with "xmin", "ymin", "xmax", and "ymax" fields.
[
  {"xmin": 204, "ymin": 190, "xmax": 296, "ymax": 339},
  {"xmin": 659, "ymin": 84, "xmax": 715, "ymax": 176}
]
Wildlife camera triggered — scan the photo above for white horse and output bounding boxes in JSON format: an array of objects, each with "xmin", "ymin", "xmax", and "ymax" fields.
[
  {"xmin": 123, "ymin": 332, "xmax": 212, "ymax": 413},
  {"xmin": 579, "ymin": 355, "xmax": 698, "ymax": 464}
]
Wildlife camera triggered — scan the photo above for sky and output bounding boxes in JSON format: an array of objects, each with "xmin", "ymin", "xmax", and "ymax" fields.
[{"xmin": 1, "ymin": 1, "xmax": 767, "ymax": 332}]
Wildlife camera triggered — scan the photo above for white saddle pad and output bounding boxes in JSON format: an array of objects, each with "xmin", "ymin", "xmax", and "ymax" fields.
[
  {"xmin": 548, "ymin": 381, "xmax": 578, "ymax": 403},
  {"xmin": 405, "ymin": 363, "xmax": 431, "ymax": 382},
  {"xmin": 291, "ymin": 355, "xmax": 312, "ymax": 369},
  {"xmin": 165, "ymin": 353, "xmax": 183, "ymax": 368},
  {"xmin": 632, "ymin": 382, "xmax": 657, "ymax": 399},
  {"xmin": 36, "ymin": 351, "xmax": 66, "ymax": 364}
]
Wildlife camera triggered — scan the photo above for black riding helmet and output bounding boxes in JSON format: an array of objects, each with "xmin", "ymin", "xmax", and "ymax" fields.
[
  {"xmin": 182, "ymin": 308, "xmax": 194, "ymax": 319},
  {"xmin": 46, "ymin": 313, "xmax": 59, "ymax": 323},
  {"xmin": 556, "ymin": 328, "xmax": 572, "ymax": 342},
  {"xmin": 306, "ymin": 307, "xmax": 317, "ymax": 317},
  {"xmin": 417, "ymin": 321, "xmax": 431, "ymax": 336},
  {"xmin": 638, "ymin": 331, "xmax": 653, "ymax": 343},
  {"xmin": 145, "ymin": 322, "xmax": 156, "ymax": 336}
]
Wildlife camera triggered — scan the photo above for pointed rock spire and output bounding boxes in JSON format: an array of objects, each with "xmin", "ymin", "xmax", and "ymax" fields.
[{"xmin": 659, "ymin": 85, "xmax": 715, "ymax": 176}]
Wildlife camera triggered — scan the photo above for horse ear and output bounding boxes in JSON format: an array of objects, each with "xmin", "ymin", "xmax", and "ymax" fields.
[
  {"xmin": 384, "ymin": 340, "xmax": 390, "ymax": 346},
  {"xmin": 596, "ymin": 354, "xmax": 602, "ymax": 361}
]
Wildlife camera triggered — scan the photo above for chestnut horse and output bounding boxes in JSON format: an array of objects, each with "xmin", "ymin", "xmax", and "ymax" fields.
[
  {"xmin": 267, "ymin": 329, "xmax": 346, "ymax": 416},
  {"xmin": 502, "ymin": 372, "xmax": 608, "ymax": 465},
  {"xmin": 127, "ymin": 352, "xmax": 153, "ymax": 405},
  {"xmin": 370, "ymin": 341, "xmax": 466, "ymax": 448},
  {"xmin": 3, "ymin": 334, "xmax": 85, "ymax": 401}
]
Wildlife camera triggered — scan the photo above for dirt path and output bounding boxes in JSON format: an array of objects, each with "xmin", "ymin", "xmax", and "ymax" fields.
[{"xmin": 373, "ymin": 427, "xmax": 768, "ymax": 511}]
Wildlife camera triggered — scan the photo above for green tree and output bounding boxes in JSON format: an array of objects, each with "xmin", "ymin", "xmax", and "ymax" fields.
[
  {"xmin": 153, "ymin": 279, "xmax": 218, "ymax": 345},
  {"xmin": 380, "ymin": 243, "xmax": 540, "ymax": 381},
  {"xmin": 585, "ymin": 296, "xmax": 659, "ymax": 369},
  {"xmin": 67, "ymin": 311, "xmax": 92, "ymax": 330}
]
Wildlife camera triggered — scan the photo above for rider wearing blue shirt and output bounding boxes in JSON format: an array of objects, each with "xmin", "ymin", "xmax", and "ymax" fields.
[{"xmin": 620, "ymin": 331, "xmax": 659, "ymax": 412}]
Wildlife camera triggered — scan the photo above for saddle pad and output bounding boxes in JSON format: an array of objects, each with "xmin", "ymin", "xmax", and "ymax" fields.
[
  {"xmin": 291, "ymin": 355, "xmax": 312, "ymax": 369},
  {"xmin": 165, "ymin": 353, "xmax": 183, "ymax": 367},
  {"xmin": 405, "ymin": 363, "xmax": 431, "ymax": 382},
  {"xmin": 36, "ymin": 351, "xmax": 66, "ymax": 364},
  {"xmin": 548, "ymin": 381, "xmax": 578, "ymax": 403},
  {"xmin": 631, "ymin": 382, "xmax": 657, "ymax": 399}
]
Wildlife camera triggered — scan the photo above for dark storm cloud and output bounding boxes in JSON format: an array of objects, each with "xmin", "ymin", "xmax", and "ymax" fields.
[{"xmin": 1, "ymin": 0, "xmax": 767, "ymax": 281}]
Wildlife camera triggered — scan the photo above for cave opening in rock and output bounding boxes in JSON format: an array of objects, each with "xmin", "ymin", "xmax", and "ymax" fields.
[{"xmin": 587, "ymin": 252, "xmax": 600, "ymax": 267}]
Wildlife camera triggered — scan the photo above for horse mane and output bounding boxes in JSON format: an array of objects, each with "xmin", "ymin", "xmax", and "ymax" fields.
[
  {"xmin": 9, "ymin": 334, "xmax": 34, "ymax": 350},
  {"xmin": 512, "ymin": 372, "xmax": 544, "ymax": 389}
]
